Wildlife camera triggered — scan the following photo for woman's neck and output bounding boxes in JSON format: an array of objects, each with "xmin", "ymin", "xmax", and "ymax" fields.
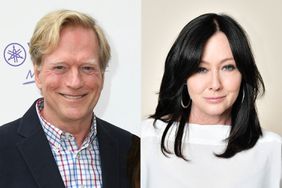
[{"xmin": 188, "ymin": 109, "xmax": 231, "ymax": 125}]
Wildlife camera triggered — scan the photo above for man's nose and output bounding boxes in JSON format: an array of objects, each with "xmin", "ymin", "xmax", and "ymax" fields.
[{"xmin": 65, "ymin": 68, "xmax": 83, "ymax": 89}]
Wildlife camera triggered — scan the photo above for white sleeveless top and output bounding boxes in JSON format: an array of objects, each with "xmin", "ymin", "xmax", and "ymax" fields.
[{"xmin": 141, "ymin": 119, "xmax": 282, "ymax": 188}]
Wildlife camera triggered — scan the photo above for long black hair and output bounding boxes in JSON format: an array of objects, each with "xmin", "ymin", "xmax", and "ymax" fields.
[{"xmin": 150, "ymin": 13, "xmax": 265, "ymax": 159}]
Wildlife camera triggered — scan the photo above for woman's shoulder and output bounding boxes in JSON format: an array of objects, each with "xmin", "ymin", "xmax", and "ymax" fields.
[
  {"xmin": 259, "ymin": 130, "xmax": 281, "ymax": 143},
  {"xmin": 141, "ymin": 118, "xmax": 166, "ymax": 138}
]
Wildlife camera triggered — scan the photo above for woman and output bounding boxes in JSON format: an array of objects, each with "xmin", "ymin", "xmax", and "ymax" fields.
[{"xmin": 142, "ymin": 13, "xmax": 281, "ymax": 188}]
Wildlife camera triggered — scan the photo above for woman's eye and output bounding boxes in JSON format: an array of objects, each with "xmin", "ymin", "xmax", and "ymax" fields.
[
  {"xmin": 222, "ymin": 64, "xmax": 236, "ymax": 71},
  {"xmin": 196, "ymin": 67, "xmax": 208, "ymax": 73}
]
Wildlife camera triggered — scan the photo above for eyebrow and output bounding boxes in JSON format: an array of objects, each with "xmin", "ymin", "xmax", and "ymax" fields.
[
  {"xmin": 83, "ymin": 59, "xmax": 99, "ymax": 64},
  {"xmin": 48, "ymin": 59, "xmax": 99, "ymax": 65},
  {"xmin": 201, "ymin": 57, "xmax": 235, "ymax": 64}
]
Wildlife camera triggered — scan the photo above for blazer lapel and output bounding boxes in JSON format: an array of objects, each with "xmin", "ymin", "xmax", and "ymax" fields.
[
  {"xmin": 97, "ymin": 119, "xmax": 120, "ymax": 188},
  {"xmin": 17, "ymin": 101, "xmax": 65, "ymax": 188}
]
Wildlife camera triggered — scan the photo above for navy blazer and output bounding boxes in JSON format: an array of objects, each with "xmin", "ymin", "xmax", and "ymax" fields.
[{"xmin": 0, "ymin": 100, "xmax": 135, "ymax": 188}]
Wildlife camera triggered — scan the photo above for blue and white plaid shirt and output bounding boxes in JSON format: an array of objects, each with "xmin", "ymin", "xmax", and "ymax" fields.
[{"xmin": 36, "ymin": 99, "xmax": 102, "ymax": 188}]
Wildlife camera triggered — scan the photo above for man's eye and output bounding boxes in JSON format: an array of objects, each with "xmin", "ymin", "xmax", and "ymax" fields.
[
  {"xmin": 81, "ymin": 66, "xmax": 96, "ymax": 74},
  {"xmin": 53, "ymin": 65, "xmax": 66, "ymax": 73},
  {"xmin": 54, "ymin": 66, "xmax": 65, "ymax": 70},
  {"xmin": 222, "ymin": 64, "xmax": 236, "ymax": 71}
]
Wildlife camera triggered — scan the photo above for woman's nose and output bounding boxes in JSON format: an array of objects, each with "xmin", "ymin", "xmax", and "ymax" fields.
[{"xmin": 209, "ymin": 71, "xmax": 222, "ymax": 91}]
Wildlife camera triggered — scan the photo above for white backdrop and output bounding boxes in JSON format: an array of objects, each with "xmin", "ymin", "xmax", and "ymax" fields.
[{"xmin": 0, "ymin": 0, "xmax": 141, "ymax": 135}]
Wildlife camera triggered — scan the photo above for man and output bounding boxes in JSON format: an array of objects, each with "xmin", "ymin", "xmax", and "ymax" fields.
[{"xmin": 0, "ymin": 9, "xmax": 138, "ymax": 188}]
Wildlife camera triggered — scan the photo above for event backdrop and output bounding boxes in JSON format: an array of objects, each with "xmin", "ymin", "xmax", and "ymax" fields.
[{"xmin": 0, "ymin": 0, "xmax": 141, "ymax": 135}]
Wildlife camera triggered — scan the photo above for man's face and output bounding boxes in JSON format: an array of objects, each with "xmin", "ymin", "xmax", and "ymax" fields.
[{"xmin": 34, "ymin": 25, "xmax": 103, "ymax": 125}]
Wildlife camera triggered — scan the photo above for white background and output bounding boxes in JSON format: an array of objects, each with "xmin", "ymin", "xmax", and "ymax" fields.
[{"xmin": 0, "ymin": 0, "xmax": 141, "ymax": 135}]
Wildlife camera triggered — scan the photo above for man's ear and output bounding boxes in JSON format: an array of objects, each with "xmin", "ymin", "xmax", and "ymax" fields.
[
  {"xmin": 34, "ymin": 65, "xmax": 42, "ymax": 89},
  {"xmin": 101, "ymin": 72, "xmax": 105, "ymax": 90}
]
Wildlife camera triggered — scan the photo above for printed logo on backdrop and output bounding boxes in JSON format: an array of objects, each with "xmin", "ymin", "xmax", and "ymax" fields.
[
  {"xmin": 3, "ymin": 42, "xmax": 35, "ymax": 85},
  {"xmin": 4, "ymin": 43, "xmax": 26, "ymax": 67},
  {"xmin": 23, "ymin": 69, "xmax": 35, "ymax": 85}
]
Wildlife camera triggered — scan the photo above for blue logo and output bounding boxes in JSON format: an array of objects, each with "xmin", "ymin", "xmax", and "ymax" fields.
[{"xmin": 3, "ymin": 43, "xmax": 26, "ymax": 67}]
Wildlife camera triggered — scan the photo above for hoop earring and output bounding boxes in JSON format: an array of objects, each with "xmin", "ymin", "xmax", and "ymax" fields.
[
  {"xmin": 181, "ymin": 98, "xmax": 191, "ymax": 109},
  {"xmin": 181, "ymin": 84, "xmax": 191, "ymax": 109},
  {"xmin": 241, "ymin": 89, "xmax": 245, "ymax": 104}
]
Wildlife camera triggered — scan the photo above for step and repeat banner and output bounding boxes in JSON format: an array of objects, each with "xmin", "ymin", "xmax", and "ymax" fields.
[{"xmin": 0, "ymin": 0, "xmax": 141, "ymax": 135}]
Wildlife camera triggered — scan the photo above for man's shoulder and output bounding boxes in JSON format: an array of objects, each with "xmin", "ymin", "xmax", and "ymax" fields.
[
  {"xmin": 96, "ymin": 117, "xmax": 133, "ymax": 140},
  {"xmin": 0, "ymin": 118, "xmax": 23, "ymax": 148},
  {"xmin": 0, "ymin": 99, "xmax": 38, "ymax": 134},
  {"xmin": 0, "ymin": 118, "xmax": 21, "ymax": 136}
]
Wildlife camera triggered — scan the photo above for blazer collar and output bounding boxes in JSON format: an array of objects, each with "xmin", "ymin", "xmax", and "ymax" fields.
[
  {"xmin": 16, "ymin": 99, "xmax": 122, "ymax": 188},
  {"xmin": 17, "ymin": 99, "xmax": 65, "ymax": 188},
  {"xmin": 96, "ymin": 118, "xmax": 120, "ymax": 188}
]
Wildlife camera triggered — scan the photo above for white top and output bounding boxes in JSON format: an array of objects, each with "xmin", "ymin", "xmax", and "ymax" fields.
[{"xmin": 141, "ymin": 119, "xmax": 282, "ymax": 188}]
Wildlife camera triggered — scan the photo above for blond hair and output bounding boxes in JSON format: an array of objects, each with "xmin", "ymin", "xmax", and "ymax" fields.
[{"xmin": 29, "ymin": 9, "xmax": 110, "ymax": 71}]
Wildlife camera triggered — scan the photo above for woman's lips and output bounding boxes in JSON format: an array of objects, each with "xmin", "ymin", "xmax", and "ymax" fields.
[{"xmin": 204, "ymin": 96, "xmax": 226, "ymax": 103}]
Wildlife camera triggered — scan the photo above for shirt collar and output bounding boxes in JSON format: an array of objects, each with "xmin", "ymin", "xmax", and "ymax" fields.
[{"xmin": 35, "ymin": 98, "xmax": 97, "ymax": 151}]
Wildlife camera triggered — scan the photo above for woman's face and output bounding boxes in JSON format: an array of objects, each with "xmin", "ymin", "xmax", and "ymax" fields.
[{"xmin": 187, "ymin": 32, "xmax": 242, "ymax": 124}]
